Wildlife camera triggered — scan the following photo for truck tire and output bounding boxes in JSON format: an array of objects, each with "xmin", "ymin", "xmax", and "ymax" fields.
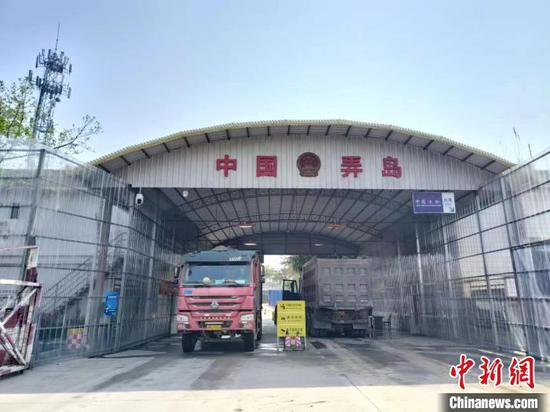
[
  {"xmin": 256, "ymin": 312, "xmax": 263, "ymax": 341},
  {"xmin": 352, "ymin": 329, "xmax": 367, "ymax": 338},
  {"xmin": 307, "ymin": 312, "xmax": 317, "ymax": 337},
  {"xmin": 181, "ymin": 334, "xmax": 196, "ymax": 353},
  {"xmin": 308, "ymin": 323, "xmax": 321, "ymax": 338},
  {"xmin": 243, "ymin": 333, "xmax": 255, "ymax": 352}
]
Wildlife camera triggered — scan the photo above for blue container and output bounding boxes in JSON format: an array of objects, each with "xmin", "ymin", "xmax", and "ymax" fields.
[{"xmin": 268, "ymin": 290, "xmax": 283, "ymax": 307}]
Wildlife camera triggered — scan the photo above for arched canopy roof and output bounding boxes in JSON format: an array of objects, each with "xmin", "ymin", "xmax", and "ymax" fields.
[{"xmin": 93, "ymin": 120, "xmax": 513, "ymax": 175}]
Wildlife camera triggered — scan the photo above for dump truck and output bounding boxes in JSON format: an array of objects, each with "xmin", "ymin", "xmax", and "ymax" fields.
[
  {"xmin": 301, "ymin": 257, "xmax": 372, "ymax": 337},
  {"xmin": 175, "ymin": 247, "xmax": 263, "ymax": 352}
]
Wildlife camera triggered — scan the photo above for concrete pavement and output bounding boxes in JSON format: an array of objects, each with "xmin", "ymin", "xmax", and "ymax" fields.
[{"xmin": 0, "ymin": 322, "xmax": 548, "ymax": 411}]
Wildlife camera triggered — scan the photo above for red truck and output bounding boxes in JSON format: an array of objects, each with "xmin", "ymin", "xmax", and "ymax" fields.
[{"xmin": 175, "ymin": 247, "xmax": 263, "ymax": 353}]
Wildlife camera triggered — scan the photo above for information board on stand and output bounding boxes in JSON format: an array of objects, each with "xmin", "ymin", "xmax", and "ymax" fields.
[{"xmin": 276, "ymin": 300, "xmax": 307, "ymax": 351}]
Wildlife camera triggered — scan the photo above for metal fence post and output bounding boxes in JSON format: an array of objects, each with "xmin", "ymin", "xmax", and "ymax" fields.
[
  {"xmin": 21, "ymin": 149, "xmax": 45, "ymax": 280},
  {"xmin": 114, "ymin": 205, "xmax": 134, "ymax": 352},
  {"xmin": 441, "ymin": 223, "xmax": 459, "ymax": 340},
  {"xmin": 396, "ymin": 238, "xmax": 404, "ymax": 330},
  {"xmin": 142, "ymin": 211, "xmax": 158, "ymax": 342},
  {"xmin": 499, "ymin": 178, "xmax": 530, "ymax": 354},
  {"xmin": 474, "ymin": 193, "xmax": 500, "ymax": 349},
  {"xmin": 414, "ymin": 224, "xmax": 426, "ymax": 335},
  {"xmin": 84, "ymin": 184, "xmax": 113, "ymax": 356}
]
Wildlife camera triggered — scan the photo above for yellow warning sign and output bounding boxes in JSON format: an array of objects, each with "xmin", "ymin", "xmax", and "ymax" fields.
[{"xmin": 276, "ymin": 300, "xmax": 306, "ymax": 337}]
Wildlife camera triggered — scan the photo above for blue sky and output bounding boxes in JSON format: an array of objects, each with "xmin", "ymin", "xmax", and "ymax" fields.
[{"xmin": 1, "ymin": 0, "xmax": 549, "ymax": 162}]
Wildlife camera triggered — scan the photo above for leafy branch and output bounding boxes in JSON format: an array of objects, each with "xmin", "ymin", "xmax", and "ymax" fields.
[{"xmin": 0, "ymin": 77, "xmax": 101, "ymax": 155}]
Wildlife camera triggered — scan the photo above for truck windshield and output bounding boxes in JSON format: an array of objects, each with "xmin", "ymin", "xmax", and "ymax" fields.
[{"xmin": 184, "ymin": 264, "xmax": 250, "ymax": 286}]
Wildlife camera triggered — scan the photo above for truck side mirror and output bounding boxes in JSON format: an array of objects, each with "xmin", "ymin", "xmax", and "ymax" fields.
[
  {"xmin": 174, "ymin": 266, "xmax": 182, "ymax": 281},
  {"xmin": 260, "ymin": 265, "xmax": 265, "ymax": 283}
]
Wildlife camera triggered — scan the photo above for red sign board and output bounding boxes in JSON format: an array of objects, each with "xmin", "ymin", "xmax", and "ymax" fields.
[
  {"xmin": 256, "ymin": 156, "xmax": 277, "ymax": 177},
  {"xmin": 341, "ymin": 156, "xmax": 363, "ymax": 178},
  {"xmin": 216, "ymin": 154, "xmax": 237, "ymax": 177}
]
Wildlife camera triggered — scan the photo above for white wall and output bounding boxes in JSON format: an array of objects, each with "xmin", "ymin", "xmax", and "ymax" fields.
[{"xmin": 114, "ymin": 135, "xmax": 493, "ymax": 190}]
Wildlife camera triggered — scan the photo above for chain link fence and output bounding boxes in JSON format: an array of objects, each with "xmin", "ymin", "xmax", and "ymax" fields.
[
  {"xmin": 370, "ymin": 148, "xmax": 550, "ymax": 359},
  {"xmin": 0, "ymin": 141, "xmax": 187, "ymax": 362},
  {"xmin": 2, "ymin": 140, "xmax": 549, "ymax": 361}
]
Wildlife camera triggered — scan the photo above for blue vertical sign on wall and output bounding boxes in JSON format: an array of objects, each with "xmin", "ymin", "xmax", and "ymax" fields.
[
  {"xmin": 412, "ymin": 192, "xmax": 456, "ymax": 214},
  {"xmin": 104, "ymin": 291, "xmax": 119, "ymax": 317}
]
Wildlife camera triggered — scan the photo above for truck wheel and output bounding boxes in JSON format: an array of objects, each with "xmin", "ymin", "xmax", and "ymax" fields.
[
  {"xmin": 181, "ymin": 334, "xmax": 196, "ymax": 353},
  {"xmin": 256, "ymin": 312, "xmax": 263, "ymax": 341},
  {"xmin": 243, "ymin": 333, "xmax": 255, "ymax": 352},
  {"xmin": 307, "ymin": 313, "xmax": 318, "ymax": 337},
  {"xmin": 352, "ymin": 329, "xmax": 367, "ymax": 338},
  {"xmin": 308, "ymin": 322, "xmax": 320, "ymax": 337}
]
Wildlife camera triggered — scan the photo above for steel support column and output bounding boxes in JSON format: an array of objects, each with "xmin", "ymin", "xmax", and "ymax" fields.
[
  {"xmin": 114, "ymin": 206, "xmax": 135, "ymax": 352},
  {"xmin": 499, "ymin": 179, "xmax": 531, "ymax": 355},
  {"xmin": 396, "ymin": 237, "xmax": 404, "ymax": 332},
  {"xmin": 142, "ymin": 208, "xmax": 158, "ymax": 342},
  {"xmin": 442, "ymin": 222, "xmax": 459, "ymax": 340},
  {"xmin": 474, "ymin": 194, "xmax": 500, "ymax": 349},
  {"xmin": 21, "ymin": 149, "xmax": 45, "ymax": 280},
  {"xmin": 414, "ymin": 224, "xmax": 426, "ymax": 335},
  {"xmin": 84, "ymin": 187, "xmax": 114, "ymax": 355}
]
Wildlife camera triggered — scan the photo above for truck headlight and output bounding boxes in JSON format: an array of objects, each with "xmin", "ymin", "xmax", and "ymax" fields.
[
  {"xmin": 240, "ymin": 314, "xmax": 254, "ymax": 322},
  {"xmin": 177, "ymin": 314, "xmax": 189, "ymax": 322}
]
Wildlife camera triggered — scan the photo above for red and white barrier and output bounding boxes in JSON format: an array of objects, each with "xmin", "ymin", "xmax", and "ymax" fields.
[{"xmin": 0, "ymin": 246, "xmax": 41, "ymax": 378}]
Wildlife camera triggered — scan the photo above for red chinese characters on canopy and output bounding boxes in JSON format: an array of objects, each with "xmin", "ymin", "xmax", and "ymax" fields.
[
  {"xmin": 341, "ymin": 156, "xmax": 362, "ymax": 178},
  {"xmin": 256, "ymin": 156, "xmax": 277, "ymax": 177},
  {"xmin": 214, "ymin": 154, "xmax": 406, "ymax": 179},
  {"xmin": 216, "ymin": 154, "xmax": 237, "ymax": 177},
  {"xmin": 382, "ymin": 156, "xmax": 402, "ymax": 178}
]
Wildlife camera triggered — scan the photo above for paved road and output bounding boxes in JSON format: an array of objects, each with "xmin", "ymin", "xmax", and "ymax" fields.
[{"xmin": 1, "ymin": 322, "xmax": 548, "ymax": 411}]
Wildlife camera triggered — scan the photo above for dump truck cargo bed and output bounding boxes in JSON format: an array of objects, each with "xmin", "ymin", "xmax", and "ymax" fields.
[
  {"xmin": 302, "ymin": 258, "xmax": 373, "ymax": 337},
  {"xmin": 302, "ymin": 258, "xmax": 372, "ymax": 309}
]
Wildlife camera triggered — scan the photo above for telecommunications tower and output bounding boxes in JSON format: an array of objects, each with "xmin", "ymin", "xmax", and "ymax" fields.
[{"xmin": 28, "ymin": 25, "xmax": 72, "ymax": 140}]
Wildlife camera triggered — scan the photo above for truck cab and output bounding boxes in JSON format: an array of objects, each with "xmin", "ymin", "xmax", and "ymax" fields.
[{"xmin": 176, "ymin": 247, "xmax": 263, "ymax": 352}]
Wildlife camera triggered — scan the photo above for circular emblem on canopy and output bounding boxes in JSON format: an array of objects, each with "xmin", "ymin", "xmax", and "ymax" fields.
[{"xmin": 297, "ymin": 152, "xmax": 321, "ymax": 177}]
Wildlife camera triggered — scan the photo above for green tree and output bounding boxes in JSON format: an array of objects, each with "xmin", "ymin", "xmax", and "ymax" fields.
[
  {"xmin": 0, "ymin": 77, "xmax": 101, "ymax": 155},
  {"xmin": 0, "ymin": 79, "xmax": 35, "ymax": 139},
  {"xmin": 283, "ymin": 255, "xmax": 312, "ymax": 275},
  {"xmin": 264, "ymin": 265, "xmax": 285, "ymax": 282},
  {"xmin": 263, "ymin": 263, "xmax": 300, "ymax": 285}
]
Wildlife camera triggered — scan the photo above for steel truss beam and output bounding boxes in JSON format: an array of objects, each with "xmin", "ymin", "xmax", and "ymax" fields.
[{"xmin": 173, "ymin": 188, "xmax": 413, "ymax": 246}]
